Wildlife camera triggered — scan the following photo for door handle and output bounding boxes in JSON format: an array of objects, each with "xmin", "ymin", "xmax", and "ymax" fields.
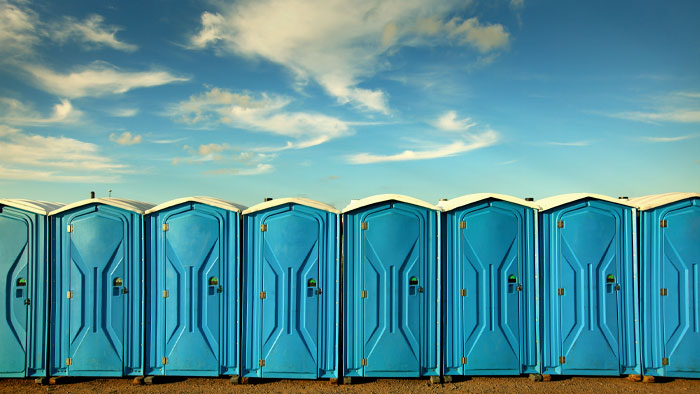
[
  {"xmin": 315, "ymin": 288, "xmax": 322, "ymax": 295},
  {"xmin": 217, "ymin": 285, "xmax": 223, "ymax": 293},
  {"xmin": 417, "ymin": 286, "xmax": 424, "ymax": 293},
  {"xmin": 122, "ymin": 286, "xmax": 128, "ymax": 294}
]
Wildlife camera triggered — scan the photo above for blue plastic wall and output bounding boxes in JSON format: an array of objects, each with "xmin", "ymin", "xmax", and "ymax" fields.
[
  {"xmin": 442, "ymin": 200, "xmax": 539, "ymax": 376},
  {"xmin": 540, "ymin": 199, "xmax": 640, "ymax": 376},
  {"xmin": 0, "ymin": 205, "xmax": 50, "ymax": 377},
  {"xmin": 50, "ymin": 204, "xmax": 144, "ymax": 377},
  {"xmin": 241, "ymin": 204, "xmax": 339, "ymax": 379},
  {"xmin": 343, "ymin": 201, "xmax": 439, "ymax": 378},
  {"xmin": 639, "ymin": 197, "xmax": 700, "ymax": 378},
  {"xmin": 145, "ymin": 203, "xmax": 240, "ymax": 377}
]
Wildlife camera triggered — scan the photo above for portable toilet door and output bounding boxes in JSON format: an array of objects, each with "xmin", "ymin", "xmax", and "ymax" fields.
[
  {"xmin": 342, "ymin": 195, "xmax": 440, "ymax": 378},
  {"xmin": 0, "ymin": 200, "xmax": 63, "ymax": 378},
  {"xmin": 537, "ymin": 194, "xmax": 640, "ymax": 376},
  {"xmin": 631, "ymin": 193, "xmax": 700, "ymax": 378},
  {"xmin": 241, "ymin": 198, "xmax": 339, "ymax": 380},
  {"xmin": 144, "ymin": 197, "xmax": 245, "ymax": 377},
  {"xmin": 49, "ymin": 198, "xmax": 154, "ymax": 377},
  {"xmin": 437, "ymin": 194, "xmax": 540, "ymax": 377}
]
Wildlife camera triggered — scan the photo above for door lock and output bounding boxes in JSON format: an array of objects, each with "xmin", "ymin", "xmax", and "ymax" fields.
[
  {"xmin": 122, "ymin": 287, "xmax": 128, "ymax": 294},
  {"xmin": 417, "ymin": 286, "xmax": 424, "ymax": 293},
  {"xmin": 315, "ymin": 288, "xmax": 322, "ymax": 295},
  {"xmin": 217, "ymin": 285, "xmax": 223, "ymax": 293}
]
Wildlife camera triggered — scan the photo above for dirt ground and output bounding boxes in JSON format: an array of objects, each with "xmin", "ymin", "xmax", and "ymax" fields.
[{"xmin": 1, "ymin": 376, "xmax": 698, "ymax": 394}]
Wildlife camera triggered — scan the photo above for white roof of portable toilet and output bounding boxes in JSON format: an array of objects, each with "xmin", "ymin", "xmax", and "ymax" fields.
[
  {"xmin": 537, "ymin": 193, "xmax": 637, "ymax": 212},
  {"xmin": 0, "ymin": 199, "xmax": 64, "ymax": 215},
  {"xmin": 437, "ymin": 193, "xmax": 540, "ymax": 212},
  {"xmin": 243, "ymin": 197, "xmax": 339, "ymax": 215},
  {"xmin": 50, "ymin": 198, "xmax": 155, "ymax": 216},
  {"xmin": 146, "ymin": 196, "xmax": 247, "ymax": 214},
  {"xmin": 628, "ymin": 192, "xmax": 700, "ymax": 211},
  {"xmin": 342, "ymin": 194, "xmax": 437, "ymax": 214}
]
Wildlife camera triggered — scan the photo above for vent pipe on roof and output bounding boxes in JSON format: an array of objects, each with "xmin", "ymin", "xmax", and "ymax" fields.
[
  {"xmin": 618, "ymin": 196, "xmax": 629, "ymax": 200},
  {"xmin": 264, "ymin": 197, "xmax": 273, "ymax": 202},
  {"xmin": 439, "ymin": 198, "xmax": 448, "ymax": 202},
  {"xmin": 90, "ymin": 191, "xmax": 95, "ymax": 199},
  {"xmin": 525, "ymin": 197, "xmax": 534, "ymax": 201}
]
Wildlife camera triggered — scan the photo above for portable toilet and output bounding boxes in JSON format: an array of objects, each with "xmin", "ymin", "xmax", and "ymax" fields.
[
  {"xmin": 631, "ymin": 192, "xmax": 700, "ymax": 379},
  {"xmin": 438, "ymin": 194, "xmax": 540, "ymax": 377},
  {"xmin": 49, "ymin": 198, "xmax": 154, "ymax": 377},
  {"xmin": 0, "ymin": 199, "xmax": 63, "ymax": 379},
  {"xmin": 241, "ymin": 198, "xmax": 339, "ymax": 380},
  {"xmin": 537, "ymin": 193, "xmax": 640, "ymax": 376},
  {"xmin": 342, "ymin": 194, "xmax": 440, "ymax": 380},
  {"xmin": 144, "ymin": 197, "xmax": 246, "ymax": 378}
]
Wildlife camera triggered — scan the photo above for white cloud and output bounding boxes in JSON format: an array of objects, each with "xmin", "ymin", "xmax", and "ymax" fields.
[
  {"xmin": 151, "ymin": 137, "xmax": 187, "ymax": 144},
  {"xmin": 109, "ymin": 131, "xmax": 142, "ymax": 145},
  {"xmin": 51, "ymin": 14, "xmax": 137, "ymax": 52},
  {"xmin": 612, "ymin": 110, "xmax": 700, "ymax": 124},
  {"xmin": 202, "ymin": 163, "xmax": 273, "ymax": 176},
  {"xmin": 25, "ymin": 61, "xmax": 188, "ymax": 98},
  {"xmin": 510, "ymin": 0, "xmax": 525, "ymax": 9},
  {"xmin": 545, "ymin": 140, "xmax": 593, "ymax": 147},
  {"xmin": 110, "ymin": 108, "xmax": 139, "ymax": 117},
  {"xmin": 348, "ymin": 127, "xmax": 499, "ymax": 164},
  {"xmin": 189, "ymin": 0, "xmax": 509, "ymax": 113},
  {"xmin": 0, "ymin": 0, "xmax": 39, "ymax": 58},
  {"xmin": 170, "ymin": 87, "xmax": 351, "ymax": 148},
  {"xmin": 0, "ymin": 97, "xmax": 82, "ymax": 125},
  {"xmin": 641, "ymin": 134, "xmax": 699, "ymax": 143},
  {"xmin": 0, "ymin": 126, "xmax": 129, "ymax": 182},
  {"xmin": 435, "ymin": 110, "xmax": 476, "ymax": 131}
]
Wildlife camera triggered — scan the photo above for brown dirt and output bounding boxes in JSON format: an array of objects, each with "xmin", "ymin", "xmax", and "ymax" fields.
[{"xmin": 1, "ymin": 376, "xmax": 698, "ymax": 394}]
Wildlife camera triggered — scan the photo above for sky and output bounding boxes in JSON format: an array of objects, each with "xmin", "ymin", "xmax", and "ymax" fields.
[{"xmin": 1, "ymin": 0, "xmax": 699, "ymax": 209}]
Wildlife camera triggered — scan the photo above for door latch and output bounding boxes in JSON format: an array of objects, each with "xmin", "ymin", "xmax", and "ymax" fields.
[
  {"xmin": 417, "ymin": 286, "xmax": 424, "ymax": 293},
  {"xmin": 24, "ymin": 298, "xmax": 31, "ymax": 305},
  {"xmin": 217, "ymin": 285, "xmax": 223, "ymax": 293},
  {"xmin": 315, "ymin": 288, "xmax": 322, "ymax": 295},
  {"xmin": 122, "ymin": 287, "xmax": 128, "ymax": 294},
  {"xmin": 515, "ymin": 284, "xmax": 523, "ymax": 292}
]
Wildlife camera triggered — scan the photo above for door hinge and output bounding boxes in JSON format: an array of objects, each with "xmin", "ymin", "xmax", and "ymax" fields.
[
  {"xmin": 459, "ymin": 221, "xmax": 466, "ymax": 229},
  {"xmin": 460, "ymin": 288, "xmax": 467, "ymax": 296},
  {"xmin": 260, "ymin": 224, "xmax": 267, "ymax": 232},
  {"xmin": 360, "ymin": 358, "xmax": 367, "ymax": 366},
  {"xmin": 662, "ymin": 357, "xmax": 669, "ymax": 366},
  {"xmin": 162, "ymin": 357, "xmax": 168, "ymax": 365},
  {"xmin": 260, "ymin": 291, "xmax": 266, "ymax": 299},
  {"xmin": 66, "ymin": 224, "xmax": 73, "ymax": 233},
  {"xmin": 162, "ymin": 223, "xmax": 169, "ymax": 231},
  {"xmin": 557, "ymin": 220, "xmax": 564, "ymax": 228},
  {"xmin": 559, "ymin": 356, "xmax": 566, "ymax": 364},
  {"xmin": 259, "ymin": 359, "xmax": 265, "ymax": 367},
  {"xmin": 66, "ymin": 290, "xmax": 73, "ymax": 299},
  {"xmin": 660, "ymin": 288, "xmax": 667, "ymax": 296},
  {"xmin": 163, "ymin": 290, "xmax": 169, "ymax": 298},
  {"xmin": 360, "ymin": 290, "xmax": 367, "ymax": 298},
  {"xmin": 361, "ymin": 222, "xmax": 368, "ymax": 230},
  {"xmin": 461, "ymin": 357, "xmax": 467, "ymax": 365},
  {"xmin": 660, "ymin": 219, "xmax": 667, "ymax": 228},
  {"xmin": 66, "ymin": 358, "xmax": 72, "ymax": 366},
  {"xmin": 558, "ymin": 288, "xmax": 564, "ymax": 296}
]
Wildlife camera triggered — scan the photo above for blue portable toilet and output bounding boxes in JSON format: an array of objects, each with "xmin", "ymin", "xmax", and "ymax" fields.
[
  {"xmin": 0, "ymin": 199, "xmax": 63, "ymax": 379},
  {"xmin": 437, "ymin": 194, "xmax": 540, "ymax": 377},
  {"xmin": 49, "ymin": 198, "xmax": 154, "ymax": 377},
  {"xmin": 343, "ymin": 194, "xmax": 440, "ymax": 379},
  {"xmin": 631, "ymin": 192, "xmax": 700, "ymax": 379},
  {"xmin": 144, "ymin": 197, "xmax": 246, "ymax": 378},
  {"xmin": 241, "ymin": 198, "xmax": 339, "ymax": 380},
  {"xmin": 537, "ymin": 194, "xmax": 640, "ymax": 376}
]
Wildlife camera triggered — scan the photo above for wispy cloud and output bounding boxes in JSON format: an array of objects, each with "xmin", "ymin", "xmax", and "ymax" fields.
[
  {"xmin": 172, "ymin": 141, "xmax": 276, "ymax": 176},
  {"xmin": 435, "ymin": 110, "xmax": 476, "ymax": 131},
  {"xmin": 0, "ymin": 125, "xmax": 129, "ymax": 182},
  {"xmin": 641, "ymin": 134, "xmax": 699, "ymax": 143},
  {"xmin": 545, "ymin": 140, "xmax": 593, "ymax": 147},
  {"xmin": 189, "ymin": 1, "xmax": 509, "ymax": 114},
  {"xmin": 51, "ymin": 14, "xmax": 138, "ymax": 52},
  {"xmin": 151, "ymin": 137, "xmax": 187, "ymax": 144},
  {"xmin": 110, "ymin": 108, "xmax": 139, "ymax": 117},
  {"xmin": 611, "ymin": 110, "xmax": 700, "ymax": 124},
  {"xmin": 170, "ymin": 87, "xmax": 352, "ymax": 148},
  {"xmin": 348, "ymin": 122, "xmax": 499, "ymax": 165},
  {"xmin": 25, "ymin": 61, "xmax": 188, "ymax": 98},
  {"xmin": 109, "ymin": 131, "xmax": 142, "ymax": 145},
  {"xmin": 0, "ymin": 97, "xmax": 82, "ymax": 125}
]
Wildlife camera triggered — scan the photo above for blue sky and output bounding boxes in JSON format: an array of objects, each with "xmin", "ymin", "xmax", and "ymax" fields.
[{"xmin": 1, "ymin": 0, "xmax": 698, "ymax": 209}]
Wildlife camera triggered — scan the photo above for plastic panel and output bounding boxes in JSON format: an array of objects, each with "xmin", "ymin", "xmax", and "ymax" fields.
[
  {"xmin": 343, "ymin": 201, "xmax": 439, "ymax": 378},
  {"xmin": 241, "ymin": 203, "xmax": 339, "ymax": 379}
]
